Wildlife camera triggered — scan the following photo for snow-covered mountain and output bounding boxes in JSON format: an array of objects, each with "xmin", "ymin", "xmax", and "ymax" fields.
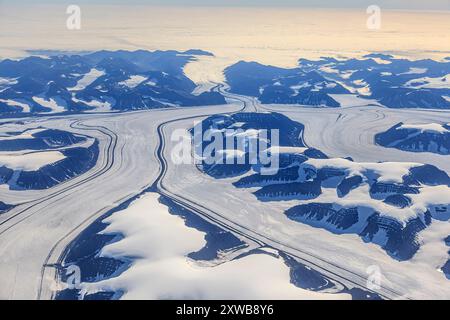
[
  {"xmin": 192, "ymin": 112, "xmax": 308, "ymax": 178},
  {"xmin": 225, "ymin": 54, "xmax": 450, "ymax": 108},
  {"xmin": 376, "ymin": 122, "xmax": 450, "ymax": 155},
  {"xmin": 3, "ymin": 52, "xmax": 449, "ymax": 112},
  {"xmin": 0, "ymin": 50, "xmax": 225, "ymax": 115},
  {"xmin": 0, "ymin": 128, "xmax": 98, "ymax": 192},
  {"xmin": 194, "ymin": 113, "xmax": 450, "ymax": 261}
]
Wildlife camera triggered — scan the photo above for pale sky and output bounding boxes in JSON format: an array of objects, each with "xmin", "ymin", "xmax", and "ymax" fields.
[{"xmin": 2, "ymin": 0, "xmax": 450, "ymax": 10}]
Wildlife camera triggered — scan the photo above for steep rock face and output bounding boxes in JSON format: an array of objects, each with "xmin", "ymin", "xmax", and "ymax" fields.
[
  {"xmin": 0, "ymin": 201, "xmax": 14, "ymax": 214},
  {"xmin": 376, "ymin": 123, "xmax": 450, "ymax": 155},
  {"xmin": 403, "ymin": 164, "xmax": 450, "ymax": 186},
  {"xmin": 254, "ymin": 180, "xmax": 322, "ymax": 202},
  {"xmin": 369, "ymin": 183, "xmax": 420, "ymax": 199},
  {"xmin": 286, "ymin": 203, "xmax": 360, "ymax": 231},
  {"xmin": 337, "ymin": 175, "xmax": 364, "ymax": 197},
  {"xmin": 0, "ymin": 166, "xmax": 14, "ymax": 184},
  {"xmin": 443, "ymin": 261, "xmax": 450, "ymax": 280},
  {"xmin": 234, "ymin": 165, "xmax": 302, "ymax": 188},
  {"xmin": 361, "ymin": 212, "xmax": 431, "ymax": 260},
  {"xmin": 383, "ymin": 194, "xmax": 412, "ymax": 209}
]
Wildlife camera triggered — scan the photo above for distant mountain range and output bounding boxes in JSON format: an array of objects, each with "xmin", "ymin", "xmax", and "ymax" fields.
[
  {"xmin": 0, "ymin": 50, "xmax": 225, "ymax": 116},
  {"xmin": 225, "ymin": 54, "xmax": 450, "ymax": 108},
  {"xmin": 1, "ymin": 51, "xmax": 450, "ymax": 114}
]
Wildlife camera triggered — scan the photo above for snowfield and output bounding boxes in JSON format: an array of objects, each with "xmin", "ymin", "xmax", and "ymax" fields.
[
  {"xmin": 80, "ymin": 192, "xmax": 350, "ymax": 300},
  {"xmin": 0, "ymin": 128, "xmax": 46, "ymax": 141},
  {"xmin": 32, "ymin": 96, "xmax": 66, "ymax": 113},
  {"xmin": 71, "ymin": 96, "xmax": 115, "ymax": 113},
  {"xmin": 399, "ymin": 123, "xmax": 449, "ymax": 134},
  {"xmin": 0, "ymin": 99, "xmax": 31, "ymax": 113},
  {"xmin": 0, "ymin": 151, "xmax": 65, "ymax": 171},
  {"xmin": 327, "ymin": 94, "xmax": 381, "ymax": 108},
  {"xmin": 69, "ymin": 68, "xmax": 106, "ymax": 91},
  {"xmin": 118, "ymin": 75, "xmax": 148, "ymax": 88}
]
